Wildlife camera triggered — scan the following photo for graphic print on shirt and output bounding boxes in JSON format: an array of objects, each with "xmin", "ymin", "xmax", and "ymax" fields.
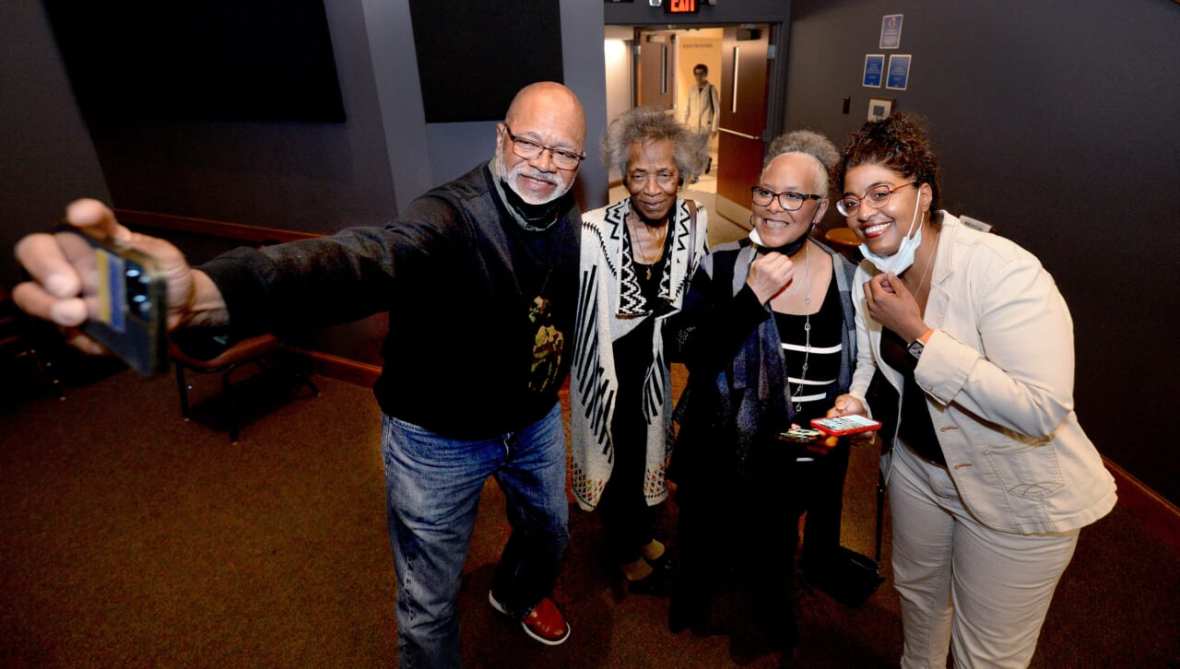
[{"xmin": 529, "ymin": 295, "xmax": 565, "ymax": 395}]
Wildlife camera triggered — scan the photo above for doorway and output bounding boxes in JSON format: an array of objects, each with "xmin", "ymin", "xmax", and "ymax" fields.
[{"xmin": 604, "ymin": 23, "xmax": 774, "ymax": 246}]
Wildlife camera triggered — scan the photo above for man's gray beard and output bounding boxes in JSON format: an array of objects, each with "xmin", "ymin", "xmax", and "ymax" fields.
[{"xmin": 493, "ymin": 149, "xmax": 572, "ymax": 206}]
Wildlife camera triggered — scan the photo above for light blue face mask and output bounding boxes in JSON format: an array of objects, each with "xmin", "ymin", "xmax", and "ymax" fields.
[{"xmin": 859, "ymin": 187, "xmax": 923, "ymax": 274}]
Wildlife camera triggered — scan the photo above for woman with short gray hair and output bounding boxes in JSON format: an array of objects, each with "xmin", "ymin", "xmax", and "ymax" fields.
[
  {"xmin": 765, "ymin": 129, "xmax": 840, "ymax": 192},
  {"xmin": 571, "ymin": 107, "xmax": 709, "ymax": 594},
  {"xmin": 603, "ymin": 108, "xmax": 709, "ymax": 187},
  {"xmin": 667, "ymin": 129, "xmax": 860, "ymax": 663}
]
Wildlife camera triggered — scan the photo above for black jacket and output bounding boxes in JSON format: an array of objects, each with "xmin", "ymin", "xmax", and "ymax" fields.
[{"xmin": 199, "ymin": 163, "xmax": 581, "ymax": 438}]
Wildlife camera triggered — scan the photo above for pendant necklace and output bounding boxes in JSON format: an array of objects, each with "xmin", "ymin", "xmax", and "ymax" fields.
[
  {"xmin": 909, "ymin": 220, "xmax": 937, "ymax": 310},
  {"xmin": 629, "ymin": 212, "xmax": 668, "ymax": 281},
  {"xmin": 790, "ymin": 243, "xmax": 814, "ymax": 414}
]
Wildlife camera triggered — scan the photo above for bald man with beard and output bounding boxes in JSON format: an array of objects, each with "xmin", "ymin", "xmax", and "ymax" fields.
[{"xmin": 14, "ymin": 82, "xmax": 588, "ymax": 667}]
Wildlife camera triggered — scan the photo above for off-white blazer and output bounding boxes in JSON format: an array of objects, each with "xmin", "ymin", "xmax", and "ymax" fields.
[{"xmin": 850, "ymin": 213, "xmax": 1116, "ymax": 534}]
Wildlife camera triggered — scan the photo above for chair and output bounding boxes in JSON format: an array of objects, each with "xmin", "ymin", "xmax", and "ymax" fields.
[{"xmin": 169, "ymin": 332, "xmax": 318, "ymax": 443}]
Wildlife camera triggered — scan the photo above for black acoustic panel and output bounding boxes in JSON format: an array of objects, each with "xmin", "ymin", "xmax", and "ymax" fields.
[
  {"xmin": 408, "ymin": 1, "xmax": 563, "ymax": 123},
  {"xmin": 43, "ymin": 0, "xmax": 345, "ymax": 123}
]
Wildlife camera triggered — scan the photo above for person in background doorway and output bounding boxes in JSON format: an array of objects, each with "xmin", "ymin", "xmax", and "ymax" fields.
[
  {"xmin": 684, "ymin": 64, "xmax": 720, "ymax": 136},
  {"xmin": 683, "ymin": 63, "xmax": 720, "ymax": 174},
  {"xmin": 828, "ymin": 113, "xmax": 1116, "ymax": 669},
  {"xmin": 666, "ymin": 130, "xmax": 858, "ymax": 666},
  {"xmin": 571, "ymin": 107, "xmax": 708, "ymax": 596}
]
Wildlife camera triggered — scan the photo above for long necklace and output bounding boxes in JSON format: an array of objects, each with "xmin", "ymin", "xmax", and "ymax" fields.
[
  {"xmin": 908, "ymin": 222, "xmax": 937, "ymax": 310},
  {"xmin": 789, "ymin": 243, "xmax": 814, "ymax": 414},
  {"xmin": 628, "ymin": 211, "xmax": 669, "ymax": 280}
]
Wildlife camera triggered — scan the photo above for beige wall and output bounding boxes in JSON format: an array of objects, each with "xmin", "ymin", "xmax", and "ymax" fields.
[
  {"xmin": 604, "ymin": 26, "xmax": 634, "ymax": 130},
  {"xmin": 674, "ymin": 28, "xmax": 722, "ymax": 127}
]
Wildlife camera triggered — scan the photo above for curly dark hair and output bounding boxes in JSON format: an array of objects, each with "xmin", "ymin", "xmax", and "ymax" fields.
[{"xmin": 836, "ymin": 112, "xmax": 942, "ymax": 213}]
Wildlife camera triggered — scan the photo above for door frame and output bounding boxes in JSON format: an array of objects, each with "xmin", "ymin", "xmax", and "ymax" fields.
[
  {"xmin": 607, "ymin": 21, "xmax": 788, "ymax": 147},
  {"xmin": 604, "ymin": 20, "xmax": 788, "ymax": 225}
]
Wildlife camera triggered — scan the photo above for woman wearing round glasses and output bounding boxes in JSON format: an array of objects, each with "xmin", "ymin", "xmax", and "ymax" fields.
[
  {"xmin": 570, "ymin": 107, "xmax": 709, "ymax": 594},
  {"xmin": 828, "ymin": 113, "xmax": 1115, "ymax": 668},
  {"xmin": 666, "ymin": 130, "xmax": 859, "ymax": 663}
]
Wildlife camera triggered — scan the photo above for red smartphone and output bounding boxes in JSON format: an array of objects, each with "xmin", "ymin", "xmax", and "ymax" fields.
[{"xmin": 810, "ymin": 415, "xmax": 882, "ymax": 437}]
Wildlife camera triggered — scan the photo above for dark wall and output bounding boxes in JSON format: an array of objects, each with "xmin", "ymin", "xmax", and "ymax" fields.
[
  {"xmin": 84, "ymin": 0, "xmax": 397, "ymax": 235},
  {"xmin": 0, "ymin": 0, "xmax": 110, "ymax": 287},
  {"xmin": 1, "ymin": 1, "xmax": 395, "ymax": 363},
  {"xmin": 422, "ymin": 0, "xmax": 610, "ymax": 211},
  {"xmin": 408, "ymin": 0, "xmax": 564, "ymax": 123},
  {"xmin": 785, "ymin": 0, "xmax": 1180, "ymax": 502}
]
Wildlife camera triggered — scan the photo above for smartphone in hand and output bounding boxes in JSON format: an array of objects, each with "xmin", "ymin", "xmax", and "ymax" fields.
[
  {"xmin": 810, "ymin": 415, "xmax": 882, "ymax": 437},
  {"xmin": 55, "ymin": 229, "xmax": 168, "ymax": 375},
  {"xmin": 778, "ymin": 425, "xmax": 825, "ymax": 443}
]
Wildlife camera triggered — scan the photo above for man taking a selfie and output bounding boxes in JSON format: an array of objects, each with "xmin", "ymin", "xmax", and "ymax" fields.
[{"xmin": 13, "ymin": 81, "xmax": 586, "ymax": 669}]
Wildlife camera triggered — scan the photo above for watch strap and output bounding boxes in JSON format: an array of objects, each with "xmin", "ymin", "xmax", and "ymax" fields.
[{"xmin": 907, "ymin": 338, "xmax": 925, "ymax": 360}]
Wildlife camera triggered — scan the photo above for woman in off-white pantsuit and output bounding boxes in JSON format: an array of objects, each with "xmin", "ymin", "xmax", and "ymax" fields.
[{"xmin": 827, "ymin": 114, "xmax": 1116, "ymax": 669}]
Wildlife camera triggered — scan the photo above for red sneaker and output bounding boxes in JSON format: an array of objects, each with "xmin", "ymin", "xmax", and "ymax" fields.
[
  {"xmin": 520, "ymin": 597, "xmax": 571, "ymax": 646},
  {"xmin": 488, "ymin": 592, "xmax": 571, "ymax": 646}
]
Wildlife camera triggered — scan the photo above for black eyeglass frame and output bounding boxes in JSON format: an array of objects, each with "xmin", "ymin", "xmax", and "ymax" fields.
[
  {"xmin": 836, "ymin": 181, "xmax": 917, "ymax": 217},
  {"xmin": 502, "ymin": 123, "xmax": 586, "ymax": 170},
  {"xmin": 750, "ymin": 185, "xmax": 824, "ymax": 212}
]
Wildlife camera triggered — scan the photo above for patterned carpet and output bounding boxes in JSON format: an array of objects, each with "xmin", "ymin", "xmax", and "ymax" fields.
[{"xmin": 0, "ymin": 365, "xmax": 1176, "ymax": 667}]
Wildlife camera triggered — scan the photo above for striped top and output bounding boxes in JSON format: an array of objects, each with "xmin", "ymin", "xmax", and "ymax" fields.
[{"xmin": 772, "ymin": 275, "xmax": 844, "ymax": 423}]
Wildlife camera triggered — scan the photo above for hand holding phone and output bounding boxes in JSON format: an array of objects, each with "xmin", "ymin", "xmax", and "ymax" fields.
[
  {"xmin": 778, "ymin": 425, "xmax": 824, "ymax": 443},
  {"xmin": 12, "ymin": 199, "xmax": 217, "ymax": 375},
  {"xmin": 811, "ymin": 414, "xmax": 883, "ymax": 437},
  {"xmin": 55, "ymin": 229, "xmax": 169, "ymax": 375}
]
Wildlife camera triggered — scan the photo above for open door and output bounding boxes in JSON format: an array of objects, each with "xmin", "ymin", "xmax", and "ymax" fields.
[
  {"xmin": 716, "ymin": 24, "xmax": 771, "ymax": 226},
  {"xmin": 636, "ymin": 30, "xmax": 675, "ymax": 111}
]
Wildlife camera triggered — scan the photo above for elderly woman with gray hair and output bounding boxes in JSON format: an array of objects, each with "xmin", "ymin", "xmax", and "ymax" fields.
[
  {"xmin": 666, "ymin": 130, "xmax": 859, "ymax": 663},
  {"xmin": 570, "ymin": 107, "xmax": 709, "ymax": 595}
]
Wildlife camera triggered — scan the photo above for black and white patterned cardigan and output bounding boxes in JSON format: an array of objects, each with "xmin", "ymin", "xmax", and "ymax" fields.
[{"xmin": 570, "ymin": 196, "xmax": 709, "ymax": 511}]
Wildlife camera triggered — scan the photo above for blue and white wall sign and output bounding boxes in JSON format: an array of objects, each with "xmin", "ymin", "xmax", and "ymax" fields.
[
  {"xmin": 879, "ymin": 14, "xmax": 903, "ymax": 49},
  {"xmin": 863, "ymin": 54, "xmax": 885, "ymax": 88},
  {"xmin": 886, "ymin": 54, "xmax": 911, "ymax": 91}
]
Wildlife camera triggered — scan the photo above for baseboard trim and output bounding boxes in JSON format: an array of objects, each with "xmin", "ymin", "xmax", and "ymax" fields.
[
  {"xmin": 115, "ymin": 208, "xmax": 322, "ymax": 244},
  {"xmin": 296, "ymin": 349, "xmax": 381, "ymax": 388},
  {"xmin": 1103, "ymin": 456, "xmax": 1180, "ymax": 552}
]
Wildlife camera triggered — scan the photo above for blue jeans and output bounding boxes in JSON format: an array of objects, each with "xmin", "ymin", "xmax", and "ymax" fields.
[{"xmin": 381, "ymin": 403, "xmax": 569, "ymax": 669}]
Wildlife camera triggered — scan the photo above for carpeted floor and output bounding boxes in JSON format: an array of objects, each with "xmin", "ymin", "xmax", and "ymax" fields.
[{"xmin": 0, "ymin": 366, "xmax": 1176, "ymax": 667}]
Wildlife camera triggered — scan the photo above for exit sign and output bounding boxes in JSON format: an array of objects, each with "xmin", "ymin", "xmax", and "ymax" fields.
[{"xmin": 665, "ymin": 0, "xmax": 699, "ymax": 14}]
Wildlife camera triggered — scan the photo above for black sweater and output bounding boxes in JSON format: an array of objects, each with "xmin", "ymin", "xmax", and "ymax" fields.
[{"xmin": 199, "ymin": 164, "xmax": 581, "ymax": 438}]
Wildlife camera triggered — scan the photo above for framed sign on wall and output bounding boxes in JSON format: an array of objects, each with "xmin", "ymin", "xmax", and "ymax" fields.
[
  {"xmin": 885, "ymin": 54, "xmax": 912, "ymax": 91},
  {"xmin": 867, "ymin": 98, "xmax": 893, "ymax": 122}
]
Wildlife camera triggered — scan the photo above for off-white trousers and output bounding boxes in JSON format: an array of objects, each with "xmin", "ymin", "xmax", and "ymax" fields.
[{"xmin": 889, "ymin": 443, "xmax": 1080, "ymax": 669}]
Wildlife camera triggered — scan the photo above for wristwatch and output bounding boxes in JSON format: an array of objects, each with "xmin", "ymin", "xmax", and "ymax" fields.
[{"xmin": 907, "ymin": 338, "xmax": 925, "ymax": 360}]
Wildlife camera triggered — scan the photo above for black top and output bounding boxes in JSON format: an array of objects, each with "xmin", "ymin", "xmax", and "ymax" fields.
[
  {"xmin": 879, "ymin": 327, "xmax": 945, "ymax": 466},
  {"xmin": 773, "ymin": 276, "xmax": 844, "ymax": 424},
  {"xmin": 199, "ymin": 163, "xmax": 580, "ymax": 439},
  {"xmin": 613, "ymin": 226, "xmax": 672, "ymax": 398}
]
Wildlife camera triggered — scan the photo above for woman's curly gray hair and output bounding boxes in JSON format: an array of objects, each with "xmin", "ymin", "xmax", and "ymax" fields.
[
  {"xmin": 603, "ymin": 107, "xmax": 709, "ymax": 183},
  {"xmin": 764, "ymin": 130, "xmax": 840, "ymax": 195}
]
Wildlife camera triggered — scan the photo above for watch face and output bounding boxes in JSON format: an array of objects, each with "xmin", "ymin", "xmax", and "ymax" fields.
[{"xmin": 907, "ymin": 340, "xmax": 924, "ymax": 359}]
